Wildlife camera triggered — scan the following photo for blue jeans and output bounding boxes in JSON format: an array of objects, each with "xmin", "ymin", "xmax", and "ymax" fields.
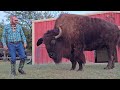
[{"xmin": 7, "ymin": 42, "xmax": 26, "ymax": 64}]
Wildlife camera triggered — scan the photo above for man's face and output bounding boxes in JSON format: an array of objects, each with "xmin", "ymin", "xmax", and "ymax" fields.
[{"xmin": 11, "ymin": 16, "xmax": 18, "ymax": 25}]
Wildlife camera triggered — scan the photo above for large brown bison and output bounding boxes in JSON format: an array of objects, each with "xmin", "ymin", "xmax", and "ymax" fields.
[{"xmin": 37, "ymin": 14, "xmax": 120, "ymax": 71}]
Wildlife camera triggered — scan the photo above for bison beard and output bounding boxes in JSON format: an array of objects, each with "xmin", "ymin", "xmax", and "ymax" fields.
[{"xmin": 37, "ymin": 14, "xmax": 120, "ymax": 71}]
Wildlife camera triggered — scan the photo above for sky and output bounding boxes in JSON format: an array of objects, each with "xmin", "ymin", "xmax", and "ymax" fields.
[
  {"xmin": 0, "ymin": 11, "xmax": 7, "ymax": 22},
  {"xmin": 0, "ymin": 11, "xmax": 104, "ymax": 24}
]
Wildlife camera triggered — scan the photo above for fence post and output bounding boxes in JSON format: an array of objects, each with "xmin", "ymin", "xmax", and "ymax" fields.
[{"xmin": 3, "ymin": 49, "xmax": 7, "ymax": 61}]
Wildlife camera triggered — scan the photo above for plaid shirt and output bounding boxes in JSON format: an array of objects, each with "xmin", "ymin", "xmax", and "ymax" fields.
[{"xmin": 1, "ymin": 24, "xmax": 27, "ymax": 46}]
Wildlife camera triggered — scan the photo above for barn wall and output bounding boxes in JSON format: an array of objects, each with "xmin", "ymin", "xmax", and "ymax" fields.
[
  {"xmin": 32, "ymin": 19, "xmax": 57, "ymax": 64},
  {"xmin": 32, "ymin": 12, "xmax": 120, "ymax": 64}
]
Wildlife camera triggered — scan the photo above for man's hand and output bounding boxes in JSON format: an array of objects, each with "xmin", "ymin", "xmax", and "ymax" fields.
[
  {"xmin": 24, "ymin": 43, "xmax": 27, "ymax": 49},
  {"xmin": 3, "ymin": 46, "xmax": 8, "ymax": 51}
]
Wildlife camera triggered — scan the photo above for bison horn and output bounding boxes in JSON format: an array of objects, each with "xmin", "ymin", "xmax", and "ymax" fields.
[
  {"xmin": 118, "ymin": 26, "xmax": 120, "ymax": 29},
  {"xmin": 55, "ymin": 26, "xmax": 62, "ymax": 39}
]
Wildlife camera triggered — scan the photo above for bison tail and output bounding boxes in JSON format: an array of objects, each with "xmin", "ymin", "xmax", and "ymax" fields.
[
  {"xmin": 117, "ymin": 26, "xmax": 120, "ymax": 48},
  {"xmin": 117, "ymin": 38, "xmax": 120, "ymax": 50},
  {"xmin": 117, "ymin": 41, "xmax": 120, "ymax": 55}
]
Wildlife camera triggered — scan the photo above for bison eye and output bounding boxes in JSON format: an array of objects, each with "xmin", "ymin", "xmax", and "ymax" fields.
[{"xmin": 51, "ymin": 39, "xmax": 56, "ymax": 45}]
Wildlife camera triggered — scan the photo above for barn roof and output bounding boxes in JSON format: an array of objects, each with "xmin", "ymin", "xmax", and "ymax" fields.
[
  {"xmin": 32, "ymin": 18, "xmax": 56, "ymax": 23},
  {"xmin": 84, "ymin": 11, "xmax": 120, "ymax": 16}
]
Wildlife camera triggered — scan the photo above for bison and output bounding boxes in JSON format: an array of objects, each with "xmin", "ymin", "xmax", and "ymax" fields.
[{"xmin": 37, "ymin": 14, "xmax": 120, "ymax": 71}]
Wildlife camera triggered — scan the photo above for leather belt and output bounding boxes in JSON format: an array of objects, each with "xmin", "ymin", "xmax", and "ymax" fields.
[{"xmin": 9, "ymin": 41, "xmax": 21, "ymax": 44}]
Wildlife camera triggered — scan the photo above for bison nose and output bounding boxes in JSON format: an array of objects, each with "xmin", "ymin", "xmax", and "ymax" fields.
[{"xmin": 49, "ymin": 53, "xmax": 54, "ymax": 58}]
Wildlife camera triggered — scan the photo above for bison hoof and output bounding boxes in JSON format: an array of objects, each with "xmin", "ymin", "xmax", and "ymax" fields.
[
  {"xmin": 111, "ymin": 66, "xmax": 115, "ymax": 69},
  {"xmin": 104, "ymin": 66, "xmax": 114, "ymax": 70},
  {"xmin": 77, "ymin": 69, "xmax": 83, "ymax": 71},
  {"xmin": 70, "ymin": 68, "xmax": 75, "ymax": 70}
]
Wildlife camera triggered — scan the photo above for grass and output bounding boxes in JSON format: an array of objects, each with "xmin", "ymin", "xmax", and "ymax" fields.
[{"xmin": 0, "ymin": 60, "xmax": 120, "ymax": 79}]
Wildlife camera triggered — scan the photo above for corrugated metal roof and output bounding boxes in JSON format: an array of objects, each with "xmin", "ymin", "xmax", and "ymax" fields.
[{"xmin": 84, "ymin": 11, "xmax": 120, "ymax": 16}]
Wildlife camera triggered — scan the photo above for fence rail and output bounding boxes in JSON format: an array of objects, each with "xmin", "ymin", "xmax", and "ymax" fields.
[{"xmin": 0, "ymin": 48, "xmax": 32, "ymax": 62}]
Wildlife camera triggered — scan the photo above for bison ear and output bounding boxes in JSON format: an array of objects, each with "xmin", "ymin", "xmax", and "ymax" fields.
[{"xmin": 37, "ymin": 38, "xmax": 43, "ymax": 46}]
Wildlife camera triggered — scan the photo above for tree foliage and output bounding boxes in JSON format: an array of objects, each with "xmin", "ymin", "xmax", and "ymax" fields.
[{"xmin": 0, "ymin": 20, "xmax": 4, "ymax": 40}]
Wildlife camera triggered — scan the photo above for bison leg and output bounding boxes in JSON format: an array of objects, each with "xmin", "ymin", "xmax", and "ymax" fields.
[
  {"xmin": 74, "ymin": 49, "xmax": 85, "ymax": 71},
  {"xmin": 77, "ymin": 61, "xmax": 83, "ymax": 71},
  {"xmin": 104, "ymin": 60, "xmax": 113, "ymax": 70},
  {"xmin": 69, "ymin": 45, "xmax": 77, "ymax": 70},
  {"xmin": 70, "ymin": 49, "xmax": 77, "ymax": 70},
  {"xmin": 111, "ymin": 47, "xmax": 117, "ymax": 69},
  {"xmin": 104, "ymin": 46, "xmax": 116, "ymax": 69},
  {"xmin": 70, "ymin": 60, "xmax": 77, "ymax": 70}
]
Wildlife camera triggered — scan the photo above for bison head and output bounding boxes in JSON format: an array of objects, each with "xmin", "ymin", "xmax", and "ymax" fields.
[{"xmin": 37, "ymin": 27, "xmax": 63, "ymax": 64}]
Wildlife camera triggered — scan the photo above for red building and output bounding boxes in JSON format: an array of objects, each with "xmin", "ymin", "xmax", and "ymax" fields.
[{"xmin": 32, "ymin": 11, "xmax": 120, "ymax": 65}]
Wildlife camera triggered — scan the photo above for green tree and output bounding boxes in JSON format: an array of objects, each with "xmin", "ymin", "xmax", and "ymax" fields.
[
  {"xmin": 4, "ymin": 11, "xmax": 67, "ymax": 53},
  {"xmin": 0, "ymin": 19, "xmax": 4, "ymax": 40}
]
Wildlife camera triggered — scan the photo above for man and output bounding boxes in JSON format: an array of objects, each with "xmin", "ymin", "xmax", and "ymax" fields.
[{"xmin": 1, "ymin": 15, "xmax": 27, "ymax": 76}]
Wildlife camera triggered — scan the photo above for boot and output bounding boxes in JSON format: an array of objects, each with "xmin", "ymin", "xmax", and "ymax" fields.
[
  {"xmin": 18, "ymin": 60, "xmax": 26, "ymax": 74},
  {"xmin": 11, "ymin": 63, "xmax": 16, "ymax": 76}
]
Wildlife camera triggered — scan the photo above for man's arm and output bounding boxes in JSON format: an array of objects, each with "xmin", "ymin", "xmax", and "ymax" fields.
[{"xmin": 20, "ymin": 26, "xmax": 27, "ymax": 48}]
